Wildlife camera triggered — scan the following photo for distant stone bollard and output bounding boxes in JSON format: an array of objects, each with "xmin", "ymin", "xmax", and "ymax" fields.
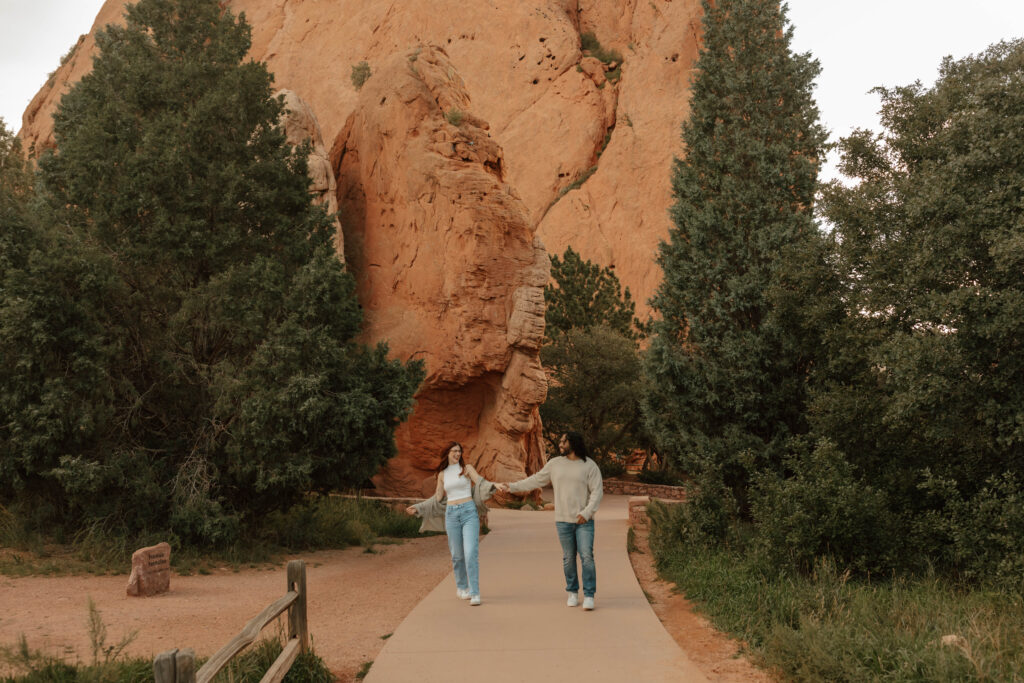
[{"xmin": 127, "ymin": 542, "xmax": 171, "ymax": 597}]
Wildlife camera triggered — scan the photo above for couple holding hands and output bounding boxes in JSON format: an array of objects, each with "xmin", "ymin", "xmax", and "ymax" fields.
[{"xmin": 405, "ymin": 432, "xmax": 603, "ymax": 609}]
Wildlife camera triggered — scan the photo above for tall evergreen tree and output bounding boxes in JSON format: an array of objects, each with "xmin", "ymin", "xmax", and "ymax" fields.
[
  {"xmin": 1, "ymin": 0, "xmax": 422, "ymax": 543},
  {"xmin": 643, "ymin": 0, "xmax": 834, "ymax": 510},
  {"xmin": 545, "ymin": 246, "xmax": 644, "ymax": 341}
]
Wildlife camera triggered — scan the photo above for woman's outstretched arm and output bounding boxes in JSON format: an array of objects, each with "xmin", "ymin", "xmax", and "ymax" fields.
[{"xmin": 405, "ymin": 474, "xmax": 445, "ymax": 515}]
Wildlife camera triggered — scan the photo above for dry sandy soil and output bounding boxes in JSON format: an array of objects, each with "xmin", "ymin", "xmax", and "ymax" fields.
[{"xmin": 1, "ymin": 526, "xmax": 772, "ymax": 683}]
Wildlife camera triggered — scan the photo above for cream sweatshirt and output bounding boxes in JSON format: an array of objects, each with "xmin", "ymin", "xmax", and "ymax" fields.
[{"xmin": 509, "ymin": 456, "xmax": 603, "ymax": 522}]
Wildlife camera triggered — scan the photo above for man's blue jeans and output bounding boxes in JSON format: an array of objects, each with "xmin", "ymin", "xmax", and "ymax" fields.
[
  {"xmin": 444, "ymin": 501, "xmax": 480, "ymax": 596},
  {"xmin": 556, "ymin": 519, "xmax": 596, "ymax": 597}
]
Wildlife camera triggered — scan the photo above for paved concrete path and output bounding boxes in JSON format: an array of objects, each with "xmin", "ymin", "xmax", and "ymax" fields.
[{"xmin": 364, "ymin": 494, "xmax": 708, "ymax": 682}]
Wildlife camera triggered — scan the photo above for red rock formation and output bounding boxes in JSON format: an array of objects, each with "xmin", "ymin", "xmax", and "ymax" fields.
[
  {"xmin": 332, "ymin": 47, "xmax": 549, "ymax": 494},
  {"xmin": 277, "ymin": 89, "xmax": 344, "ymax": 257},
  {"xmin": 536, "ymin": 1, "xmax": 704, "ymax": 320},
  {"xmin": 17, "ymin": 0, "xmax": 705, "ymax": 494}
]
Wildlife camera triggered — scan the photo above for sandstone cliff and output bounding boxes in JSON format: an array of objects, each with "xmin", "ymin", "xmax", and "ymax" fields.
[
  {"xmin": 19, "ymin": 0, "xmax": 702, "ymax": 495},
  {"xmin": 332, "ymin": 46, "xmax": 550, "ymax": 493}
]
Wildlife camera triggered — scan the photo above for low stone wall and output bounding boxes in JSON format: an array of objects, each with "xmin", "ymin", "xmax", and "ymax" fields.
[
  {"xmin": 604, "ymin": 479, "xmax": 687, "ymax": 500},
  {"xmin": 627, "ymin": 495, "xmax": 685, "ymax": 530}
]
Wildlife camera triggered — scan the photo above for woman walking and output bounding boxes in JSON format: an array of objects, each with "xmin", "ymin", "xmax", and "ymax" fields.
[
  {"xmin": 406, "ymin": 441, "xmax": 494, "ymax": 605},
  {"xmin": 496, "ymin": 431, "xmax": 603, "ymax": 610}
]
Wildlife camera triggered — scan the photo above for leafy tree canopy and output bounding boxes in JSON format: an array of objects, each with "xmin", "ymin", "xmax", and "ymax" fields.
[
  {"xmin": 1, "ymin": 0, "xmax": 423, "ymax": 545},
  {"xmin": 815, "ymin": 39, "xmax": 1024, "ymax": 579}
]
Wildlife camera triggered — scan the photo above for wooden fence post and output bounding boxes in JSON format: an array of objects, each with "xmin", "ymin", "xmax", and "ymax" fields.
[
  {"xmin": 287, "ymin": 560, "xmax": 308, "ymax": 654},
  {"xmin": 154, "ymin": 648, "xmax": 196, "ymax": 683}
]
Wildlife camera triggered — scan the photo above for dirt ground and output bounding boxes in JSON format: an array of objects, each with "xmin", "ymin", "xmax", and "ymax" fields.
[{"xmin": 1, "ymin": 526, "xmax": 773, "ymax": 683}]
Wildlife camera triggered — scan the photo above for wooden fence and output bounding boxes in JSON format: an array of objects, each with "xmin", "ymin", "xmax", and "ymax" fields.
[{"xmin": 153, "ymin": 560, "xmax": 308, "ymax": 683}]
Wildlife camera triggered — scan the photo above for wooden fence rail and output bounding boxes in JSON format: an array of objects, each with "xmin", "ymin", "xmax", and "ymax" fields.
[{"xmin": 154, "ymin": 560, "xmax": 308, "ymax": 683}]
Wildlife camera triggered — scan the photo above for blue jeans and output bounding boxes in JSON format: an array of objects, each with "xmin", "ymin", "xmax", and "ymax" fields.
[
  {"xmin": 556, "ymin": 519, "xmax": 596, "ymax": 597},
  {"xmin": 445, "ymin": 501, "xmax": 480, "ymax": 596}
]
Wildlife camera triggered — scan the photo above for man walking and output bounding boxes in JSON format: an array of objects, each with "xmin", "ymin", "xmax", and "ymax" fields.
[{"xmin": 497, "ymin": 431, "xmax": 603, "ymax": 610}]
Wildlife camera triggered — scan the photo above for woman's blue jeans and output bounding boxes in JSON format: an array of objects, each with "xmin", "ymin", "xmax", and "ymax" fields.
[
  {"xmin": 444, "ymin": 501, "xmax": 480, "ymax": 596},
  {"xmin": 556, "ymin": 519, "xmax": 596, "ymax": 597}
]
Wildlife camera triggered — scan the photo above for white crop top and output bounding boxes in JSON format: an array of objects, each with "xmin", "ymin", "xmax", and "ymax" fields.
[{"xmin": 443, "ymin": 464, "xmax": 473, "ymax": 500}]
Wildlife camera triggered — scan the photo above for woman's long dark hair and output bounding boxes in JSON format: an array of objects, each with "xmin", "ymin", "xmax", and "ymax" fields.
[
  {"xmin": 436, "ymin": 441, "xmax": 466, "ymax": 475},
  {"xmin": 563, "ymin": 431, "xmax": 589, "ymax": 461}
]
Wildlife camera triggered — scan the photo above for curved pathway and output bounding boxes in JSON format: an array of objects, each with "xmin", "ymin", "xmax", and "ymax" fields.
[{"xmin": 365, "ymin": 494, "xmax": 707, "ymax": 682}]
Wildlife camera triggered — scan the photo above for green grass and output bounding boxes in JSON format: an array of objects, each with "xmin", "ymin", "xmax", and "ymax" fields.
[
  {"xmin": 2, "ymin": 608, "xmax": 334, "ymax": 683},
  {"xmin": 209, "ymin": 639, "xmax": 334, "ymax": 683},
  {"xmin": 1, "ymin": 495, "xmax": 423, "ymax": 577},
  {"xmin": 649, "ymin": 507, "xmax": 1024, "ymax": 681}
]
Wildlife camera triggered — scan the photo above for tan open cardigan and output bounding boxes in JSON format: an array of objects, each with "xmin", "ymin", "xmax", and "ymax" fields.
[{"xmin": 410, "ymin": 477, "xmax": 497, "ymax": 532}]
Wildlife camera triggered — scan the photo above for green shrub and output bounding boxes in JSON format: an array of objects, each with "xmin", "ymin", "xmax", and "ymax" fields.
[
  {"xmin": 750, "ymin": 439, "xmax": 896, "ymax": 574},
  {"xmin": 259, "ymin": 495, "xmax": 420, "ymax": 550},
  {"xmin": 637, "ymin": 468, "xmax": 684, "ymax": 487},
  {"xmin": 46, "ymin": 35, "xmax": 85, "ymax": 81},
  {"xmin": 597, "ymin": 458, "xmax": 626, "ymax": 479},
  {"xmin": 918, "ymin": 471, "xmax": 1024, "ymax": 588},
  {"xmin": 350, "ymin": 61, "xmax": 371, "ymax": 90},
  {"xmin": 1, "ymin": 494, "xmax": 421, "ymax": 577},
  {"xmin": 647, "ymin": 474, "xmax": 740, "ymax": 553},
  {"xmin": 445, "ymin": 109, "xmax": 464, "ymax": 126},
  {"xmin": 579, "ymin": 32, "xmax": 622, "ymax": 66}
]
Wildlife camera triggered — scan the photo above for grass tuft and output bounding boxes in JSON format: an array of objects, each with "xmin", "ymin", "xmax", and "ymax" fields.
[
  {"xmin": 445, "ymin": 109, "xmax": 465, "ymax": 127},
  {"xmin": 350, "ymin": 61, "xmax": 371, "ymax": 90},
  {"xmin": 580, "ymin": 32, "xmax": 623, "ymax": 67}
]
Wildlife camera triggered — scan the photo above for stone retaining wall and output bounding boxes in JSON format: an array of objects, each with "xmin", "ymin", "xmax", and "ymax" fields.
[
  {"xmin": 603, "ymin": 479, "xmax": 687, "ymax": 500},
  {"xmin": 627, "ymin": 495, "xmax": 685, "ymax": 530}
]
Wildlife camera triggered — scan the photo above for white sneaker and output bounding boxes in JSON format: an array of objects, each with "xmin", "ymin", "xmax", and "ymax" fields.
[
  {"xmin": 582, "ymin": 596, "xmax": 595, "ymax": 611},
  {"xmin": 457, "ymin": 589, "xmax": 471, "ymax": 600},
  {"xmin": 566, "ymin": 592, "xmax": 579, "ymax": 607},
  {"xmin": 470, "ymin": 595, "xmax": 481, "ymax": 606}
]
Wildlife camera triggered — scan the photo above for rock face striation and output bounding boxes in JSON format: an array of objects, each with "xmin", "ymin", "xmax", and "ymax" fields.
[
  {"xmin": 333, "ymin": 47, "xmax": 549, "ymax": 493},
  {"xmin": 277, "ymin": 88, "xmax": 345, "ymax": 257},
  {"xmin": 19, "ymin": 0, "xmax": 703, "ymax": 495}
]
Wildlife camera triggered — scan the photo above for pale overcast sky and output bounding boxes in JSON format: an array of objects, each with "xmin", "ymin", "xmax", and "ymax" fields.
[{"xmin": 2, "ymin": 1, "xmax": 1023, "ymax": 181}]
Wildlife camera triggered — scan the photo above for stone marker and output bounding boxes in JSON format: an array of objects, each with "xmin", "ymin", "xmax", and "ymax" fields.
[{"xmin": 126, "ymin": 542, "xmax": 171, "ymax": 597}]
